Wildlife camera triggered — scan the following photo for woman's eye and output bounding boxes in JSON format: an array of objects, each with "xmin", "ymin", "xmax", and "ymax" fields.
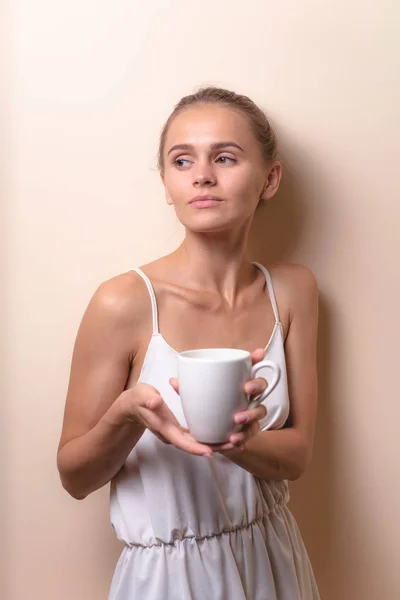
[
  {"xmin": 216, "ymin": 156, "xmax": 236, "ymax": 165},
  {"xmin": 174, "ymin": 158, "xmax": 191, "ymax": 168}
]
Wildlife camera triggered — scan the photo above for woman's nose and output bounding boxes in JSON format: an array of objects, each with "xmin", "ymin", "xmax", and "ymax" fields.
[{"xmin": 193, "ymin": 168, "xmax": 216, "ymax": 187}]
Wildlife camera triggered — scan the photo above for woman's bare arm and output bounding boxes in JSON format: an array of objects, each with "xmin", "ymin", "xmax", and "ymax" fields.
[
  {"xmin": 57, "ymin": 273, "xmax": 216, "ymax": 500},
  {"xmin": 221, "ymin": 265, "xmax": 319, "ymax": 480},
  {"xmin": 57, "ymin": 274, "xmax": 150, "ymax": 499}
]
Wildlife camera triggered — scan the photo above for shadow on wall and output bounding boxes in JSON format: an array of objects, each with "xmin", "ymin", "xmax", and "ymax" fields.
[
  {"xmin": 249, "ymin": 154, "xmax": 307, "ymax": 263},
  {"xmin": 248, "ymin": 153, "xmax": 335, "ymax": 594}
]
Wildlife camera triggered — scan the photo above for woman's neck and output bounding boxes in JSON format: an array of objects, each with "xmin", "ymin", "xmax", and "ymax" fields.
[{"xmin": 170, "ymin": 227, "xmax": 257, "ymax": 303}]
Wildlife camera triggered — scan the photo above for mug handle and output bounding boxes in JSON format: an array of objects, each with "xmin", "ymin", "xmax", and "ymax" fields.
[{"xmin": 247, "ymin": 360, "xmax": 281, "ymax": 410}]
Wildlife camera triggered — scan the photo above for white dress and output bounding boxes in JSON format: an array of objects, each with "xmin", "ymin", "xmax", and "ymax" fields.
[{"xmin": 108, "ymin": 263, "xmax": 320, "ymax": 600}]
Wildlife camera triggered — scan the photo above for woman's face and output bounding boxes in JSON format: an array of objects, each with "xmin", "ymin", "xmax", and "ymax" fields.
[{"xmin": 161, "ymin": 104, "xmax": 281, "ymax": 233}]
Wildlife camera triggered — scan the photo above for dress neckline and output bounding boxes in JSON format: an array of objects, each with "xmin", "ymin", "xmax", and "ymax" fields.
[
  {"xmin": 132, "ymin": 262, "xmax": 282, "ymax": 357},
  {"xmin": 153, "ymin": 321, "xmax": 282, "ymax": 357}
]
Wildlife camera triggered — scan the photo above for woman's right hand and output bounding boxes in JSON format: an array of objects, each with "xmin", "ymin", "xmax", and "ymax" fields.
[{"xmin": 121, "ymin": 383, "xmax": 215, "ymax": 457}]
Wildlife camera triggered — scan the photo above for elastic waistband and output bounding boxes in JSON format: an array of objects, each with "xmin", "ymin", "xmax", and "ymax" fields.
[{"xmin": 125, "ymin": 504, "xmax": 287, "ymax": 550}]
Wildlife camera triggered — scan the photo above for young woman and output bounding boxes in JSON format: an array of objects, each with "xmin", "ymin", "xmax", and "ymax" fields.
[{"xmin": 57, "ymin": 87, "xmax": 320, "ymax": 600}]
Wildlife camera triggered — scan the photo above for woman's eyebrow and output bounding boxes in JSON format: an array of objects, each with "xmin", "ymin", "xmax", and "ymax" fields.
[
  {"xmin": 210, "ymin": 142, "xmax": 244, "ymax": 152},
  {"xmin": 167, "ymin": 141, "xmax": 244, "ymax": 155}
]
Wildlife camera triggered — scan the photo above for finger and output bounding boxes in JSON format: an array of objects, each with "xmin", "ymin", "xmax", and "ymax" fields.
[
  {"xmin": 251, "ymin": 348, "xmax": 265, "ymax": 365},
  {"xmin": 230, "ymin": 420, "xmax": 260, "ymax": 446},
  {"xmin": 243, "ymin": 421, "xmax": 260, "ymax": 442},
  {"xmin": 243, "ymin": 377, "xmax": 267, "ymax": 396},
  {"xmin": 152, "ymin": 431, "xmax": 171, "ymax": 444},
  {"xmin": 145, "ymin": 394, "xmax": 164, "ymax": 411},
  {"xmin": 218, "ymin": 445, "xmax": 245, "ymax": 454},
  {"xmin": 234, "ymin": 404, "xmax": 267, "ymax": 425},
  {"xmin": 169, "ymin": 378, "xmax": 179, "ymax": 394},
  {"xmin": 228, "ymin": 431, "xmax": 246, "ymax": 446},
  {"xmin": 162, "ymin": 424, "xmax": 213, "ymax": 457},
  {"xmin": 209, "ymin": 441, "xmax": 236, "ymax": 452}
]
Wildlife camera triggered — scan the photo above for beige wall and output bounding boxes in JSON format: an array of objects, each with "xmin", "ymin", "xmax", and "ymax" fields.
[{"xmin": 4, "ymin": 1, "xmax": 399, "ymax": 598}]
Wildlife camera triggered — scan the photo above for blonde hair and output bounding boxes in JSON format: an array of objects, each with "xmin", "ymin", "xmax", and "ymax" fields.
[{"xmin": 158, "ymin": 86, "xmax": 278, "ymax": 171}]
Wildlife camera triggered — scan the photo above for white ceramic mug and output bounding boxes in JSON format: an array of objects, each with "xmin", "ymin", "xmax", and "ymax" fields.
[{"xmin": 177, "ymin": 348, "xmax": 281, "ymax": 444}]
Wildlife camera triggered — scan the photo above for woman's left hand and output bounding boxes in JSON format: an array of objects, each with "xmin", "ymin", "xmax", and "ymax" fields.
[{"xmin": 169, "ymin": 348, "xmax": 267, "ymax": 453}]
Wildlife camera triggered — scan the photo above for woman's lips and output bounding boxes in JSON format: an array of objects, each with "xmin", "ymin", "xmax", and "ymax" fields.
[{"xmin": 189, "ymin": 196, "xmax": 224, "ymax": 209}]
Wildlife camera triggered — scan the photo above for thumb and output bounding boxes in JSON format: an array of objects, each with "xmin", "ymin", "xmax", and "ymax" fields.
[{"xmin": 169, "ymin": 378, "xmax": 179, "ymax": 394}]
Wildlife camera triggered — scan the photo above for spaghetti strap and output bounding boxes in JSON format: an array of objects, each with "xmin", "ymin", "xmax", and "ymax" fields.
[
  {"xmin": 132, "ymin": 268, "xmax": 159, "ymax": 334},
  {"xmin": 252, "ymin": 262, "xmax": 281, "ymax": 324}
]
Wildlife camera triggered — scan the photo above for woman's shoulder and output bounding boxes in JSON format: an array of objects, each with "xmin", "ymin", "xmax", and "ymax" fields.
[
  {"xmin": 92, "ymin": 254, "xmax": 178, "ymax": 316},
  {"xmin": 263, "ymin": 262, "xmax": 318, "ymax": 313},
  {"xmin": 85, "ymin": 269, "xmax": 153, "ymax": 331},
  {"xmin": 266, "ymin": 262, "xmax": 317, "ymax": 288}
]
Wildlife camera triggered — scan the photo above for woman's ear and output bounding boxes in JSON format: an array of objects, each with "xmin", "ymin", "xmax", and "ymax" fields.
[
  {"xmin": 260, "ymin": 162, "xmax": 282, "ymax": 202},
  {"xmin": 160, "ymin": 172, "xmax": 174, "ymax": 205}
]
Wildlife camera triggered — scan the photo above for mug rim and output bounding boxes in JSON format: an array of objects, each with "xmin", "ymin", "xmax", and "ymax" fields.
[{"xmin": 178, "ymin": 348, "xmax": 250, "ymax": 362}]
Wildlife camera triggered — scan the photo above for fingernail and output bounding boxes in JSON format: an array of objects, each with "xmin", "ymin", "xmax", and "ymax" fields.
[
  {"xmin": 231, "ymin": 435, "xmax": 242, "ymax": 445},
  {"xmin": 202, "ymin": 453, "xmax": 213, "ymax": 458},
  {"xmin": 235, "ymin": 414, "xmax": 247, "ymax": 424}
]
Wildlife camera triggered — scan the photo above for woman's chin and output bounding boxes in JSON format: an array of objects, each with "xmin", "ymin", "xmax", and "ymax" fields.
[
  {"xmin": 180, "ymin": 212, "xmax": 245, "ymax": 234},
  {"xmin": 184, "ymin": 220, "xmax": 235, "ymax": 234},
  {"xmin": 182, "ymin": 217, "xmax": 251, "ymax": 234}
]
